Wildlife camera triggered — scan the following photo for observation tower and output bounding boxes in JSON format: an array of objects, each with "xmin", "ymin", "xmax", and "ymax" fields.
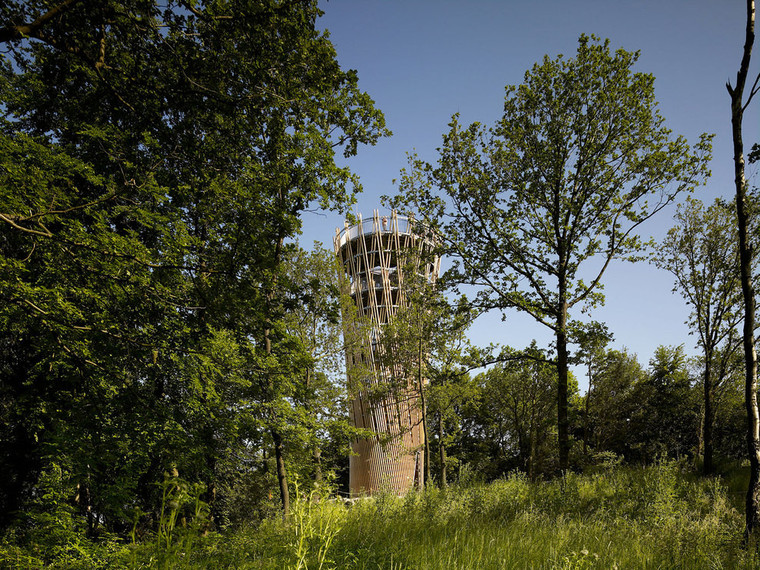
[{"xmin": 334, "ymin": 210, "xmax": 441, "ymax": 495}]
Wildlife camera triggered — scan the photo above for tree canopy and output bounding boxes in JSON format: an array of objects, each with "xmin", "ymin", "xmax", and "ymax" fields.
[
  {"xmin": 390, "ymin": 35, "xmax": 712, "ymax": 470},
  {"xmin": 0, "ymin": 0, "xmax": 387, "ymax": 529}
]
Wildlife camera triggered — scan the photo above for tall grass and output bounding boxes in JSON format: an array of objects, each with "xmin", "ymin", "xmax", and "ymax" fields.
[
  {"xmin": 3, "ymin": 461, "xmax": 758, "ymax": 568},
  {"xmin": 187, "ymin": 460, "xmax": 757, "ymax": 569}
]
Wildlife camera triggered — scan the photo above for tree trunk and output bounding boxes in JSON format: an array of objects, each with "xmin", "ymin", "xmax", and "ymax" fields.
[
  {"xmin": 529, "ymin": 411, "xmax": 538, "ymax": 481},
  {"xmin": 557, "ymin": 300, "xmax": 570, "ymax": 472},
  {"xmin": 583, "ymin": 361, "xmax": 592, "ymax": 457},
  {"xmin": 305, "ymin": 368, "xmax": 323, "ymax": 485},
  {"xmin": 272, "ymin": 428, "xmax": 290, "ymax": 519},
  {"xmin": 418, "ymin": 339, "xmax": 429, "ymax": 487},
  {"xmin": 703, "ymin": 352, "xmax": 714, "ymax": 475},
  {"xmin": 438, "ymin": 412, "xmax": 447, "ymax": 488},
  {"xmin": 266, "ymin": 230, "xmax": 290, "ymax": 519},
  {"xmin": 697, "ymin": 403, "xmax": 705, "ymax": 468},
  {"xmin": 728, "ymin": 0, "xmax": 760, "ymax": 537},
  {"xmin": 265, "ymin": 323, "xmax": 290, "ymax": 518}
]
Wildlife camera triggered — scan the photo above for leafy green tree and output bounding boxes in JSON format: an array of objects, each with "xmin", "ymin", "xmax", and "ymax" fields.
[
  {"xmin": 709, "ymin": 348, "xmax": 747, "ymax": 463},
  {"xmin": 628, "ymin": 346, "xmax": 699, "ymax": 463},
  {"xmin": 0, "ymin": 0, "xmax": 387, "ymax": 530},
  {"xmin": 585, "ymin": 348, "xmax": 646, "ymax": 459},
  {"xmin": 570, "ymin": 321, "xmax": 613, "ymax": 456},
  {"xmin": 423, "ymin": 303, "xmax": 480, "ymax": 488},
  {"xmin": 390, "ymin": 35, "xmax": 712, "ymax": 470},
  {"xmin": 427, "ymin": 365, "xmax": 476, "ymax": 488},
  {"xmin": 281, "ymin": 244, "xmax": 353, "ymax": 486},
  {"xmin": 462, "ymin": 346, "xmax": 562, "ymax": 480},
  {"xmin": 654, "ymin": 197, "xmax": 743, "ymax": 474},
  {"xmin": 371, "ymin": 249, "xmax": 474, "ymax": 487}
]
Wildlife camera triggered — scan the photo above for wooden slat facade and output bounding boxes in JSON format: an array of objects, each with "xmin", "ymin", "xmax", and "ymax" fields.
[{"xmin": 334, "ymin": 210, "xmax": 441, "ymax": 496}]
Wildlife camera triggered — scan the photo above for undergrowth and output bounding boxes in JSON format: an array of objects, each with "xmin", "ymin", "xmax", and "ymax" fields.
[{"xmin": 1, "ymin": 461, "xmax": 757, "ymax": 569}]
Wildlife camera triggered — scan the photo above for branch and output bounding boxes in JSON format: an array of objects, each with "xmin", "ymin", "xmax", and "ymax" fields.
[
  {"xmin": 0, "ymin": 212, "xmax": 53, "ymax": 237},
  {"xmin": 0, "ymin": 0, "xmax": 85, "ymax": 44},
  {"xmin": 742, "ymin": 70, "xmax": 760, "ymax": 112},
  {"xmin": 177, "ymin": 0, "xmax": 233, "ymax": 21}
]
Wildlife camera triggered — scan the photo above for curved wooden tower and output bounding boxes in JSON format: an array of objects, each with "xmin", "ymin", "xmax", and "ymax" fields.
[{"xmin": 334, "ymin": 210, "xmax": 440, "ymax": 496}]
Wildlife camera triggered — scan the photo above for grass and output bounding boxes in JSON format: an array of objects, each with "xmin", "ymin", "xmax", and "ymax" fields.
[{"xmin": 3, "ymin": 461, "xmax": 759, "ymax": 569}]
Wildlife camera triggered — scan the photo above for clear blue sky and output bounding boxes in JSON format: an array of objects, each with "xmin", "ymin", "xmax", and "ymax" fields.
[{"xmin": 302, "ymin": 0, "xmax": 759, "ymax": 385}]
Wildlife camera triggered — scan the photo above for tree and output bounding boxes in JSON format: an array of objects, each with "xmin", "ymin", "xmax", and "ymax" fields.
[
  {"xmin": 463, "ymin": 347, "xmax": 563, "ymax": 479},
  {"xmin": 281, "ymin": 244, "xmax": 352, "ymax": 486},
  {"xmin": 391, "ymin": 35, "xmax": 712, "ymax": 471},
  {"xmin": 427, "ymin": 364, "xmax": 476, "ymax": 488},
  {"xmin": 371, "ymin": 248, "xmax": 474, "ymax": 487},
  {"xmin": 586, "ymin": 348, "xmax": 646, "ymax": 458},
  {"xmin": 654, "ymin": 197, "xmax": 743, "ymax": 474},
  {"xmin": 709, "ymin": 348, "xmax": 747, "ymax": 462},
  {"xmin": 570, "ymin": 321, "xmax": 613, "ymax": 456},
  {"xmin": 726, "ymin": 0, "xmax": 760, "ymax": 537},
  {"xmin": 627, "ymin": 345, "xmax": 699, "ymax": 463},
  {"xmin": 0, "ymin": 0, "xmax": 388, "ymax": 530}
]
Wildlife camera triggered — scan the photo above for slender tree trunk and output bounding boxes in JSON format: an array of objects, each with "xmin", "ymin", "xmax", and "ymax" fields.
[
  {"xmin": 438, "ymin": 412, "xmax": 447, "ymax": 488},
  {"xmin": 266, "ymin": 230, "xmax": 290, "ymax": 519},
  {"xmin": 529, "ymin": 411, "xmax": 538, "ymax": 481},
  {"xmin": 418, "ymin": 339, "xmax": 429, "ymax": 487},
  {"xmin": 728, "ymin": 0, "xmax": 760, "ymax": 537},
  {"xmin": 266, "ymin": 306, "xmax": 290, "ymax": 519},
  {"xmin": 583, "ymin": 361, "xmax": 592, "ymax": 457},
  {"xmin": 271, "ymin": 429, "xmax": 290, "ymax": 518},
  {"xmin": 557, "ymin": 298, "xmax": 570, "ymax": 472},
  {"xmin": 305, "ymin": 368, "xmax": 323, "ymax": 484},
  {"xmin": 698, "ymin": 403, "xmax": 705, "ymax": 468},
  {"xmin": 703, "ymin": 352, "xmax": 714, "ymax": 475}
]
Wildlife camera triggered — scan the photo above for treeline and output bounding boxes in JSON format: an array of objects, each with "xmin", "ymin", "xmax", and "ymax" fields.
[{"xmin": 447, "ymin": 345, "xmax": 745, "ymax": 483}]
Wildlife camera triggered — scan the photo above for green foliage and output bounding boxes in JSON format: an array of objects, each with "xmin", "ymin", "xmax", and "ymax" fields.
[
  {"xmin": 627, "ymin": 346, "xmax": 700, "ymax": 461},
  {"xmin": 370, "ymin": 252, "xmax": 476, "ymax": 486},
  {"xmin": 388, "ymin": 33, "xmax": 712, "ymax": 470},
  {"xmin": 654, "ymin": 197, "xmax": 744, "ymax": 473},
  {"xmin": 0, "ymin": 462, "xmax": 123, "ymax": 569},
  {"xmin": 3, "ymin": 462, "xmax": 758, "ymax": 568},
  {"xmin": 1, "ymin": 0, "xmax": 387, "ymax": 534},
  {"xmin": 462, "ymin": 350, "xmax": 561, "ymax": 479}
]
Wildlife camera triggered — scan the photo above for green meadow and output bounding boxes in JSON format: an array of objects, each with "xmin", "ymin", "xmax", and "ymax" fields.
[{"xmin": 4, "ymin": 461, "xmax": 758, "ymax": 569}]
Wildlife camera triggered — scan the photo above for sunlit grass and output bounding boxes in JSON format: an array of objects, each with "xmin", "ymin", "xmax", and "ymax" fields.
[
  {"xmin": 183, "ymin": 461, "xmax": 756, "ymax": 569},
  {"xmin": 4, "ymin": 461, "xmax": 759, "ymax": 569}
]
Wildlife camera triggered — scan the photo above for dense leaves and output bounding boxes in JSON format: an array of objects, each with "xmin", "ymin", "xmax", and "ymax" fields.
[
  {"xmin": 0, "ymin": 3, "xmax": 754, "ymax": 562},
  {"xmin": 0, "ymin": 0, "xmax": 387, "ymax": 534}
]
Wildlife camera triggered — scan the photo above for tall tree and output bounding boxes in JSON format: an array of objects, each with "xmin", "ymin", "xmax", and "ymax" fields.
[
  {"xmin": 281, "ymin": 244, "xmax": 351, "ymax": 486},
  {"xmin": 0, "ymin": 0, "xmax": 388, "ymax": 529},
  {"xmin": 654, "ymin": 197, "xmax": 743, "ymax": 474},
  {"xmin": 727, "ymin": 0, "xmax": 760, "ymax": 537},
  {"xmin": 464, "ymin": 347, "xmax": 562, "ymax": 480},
  {"xmin": 391, "ymin": 35, "xmax": 712, "ymax": 470},
  {"xmin": 371, "ymin": 250, "xmax": 472, "ymax": 487}
]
